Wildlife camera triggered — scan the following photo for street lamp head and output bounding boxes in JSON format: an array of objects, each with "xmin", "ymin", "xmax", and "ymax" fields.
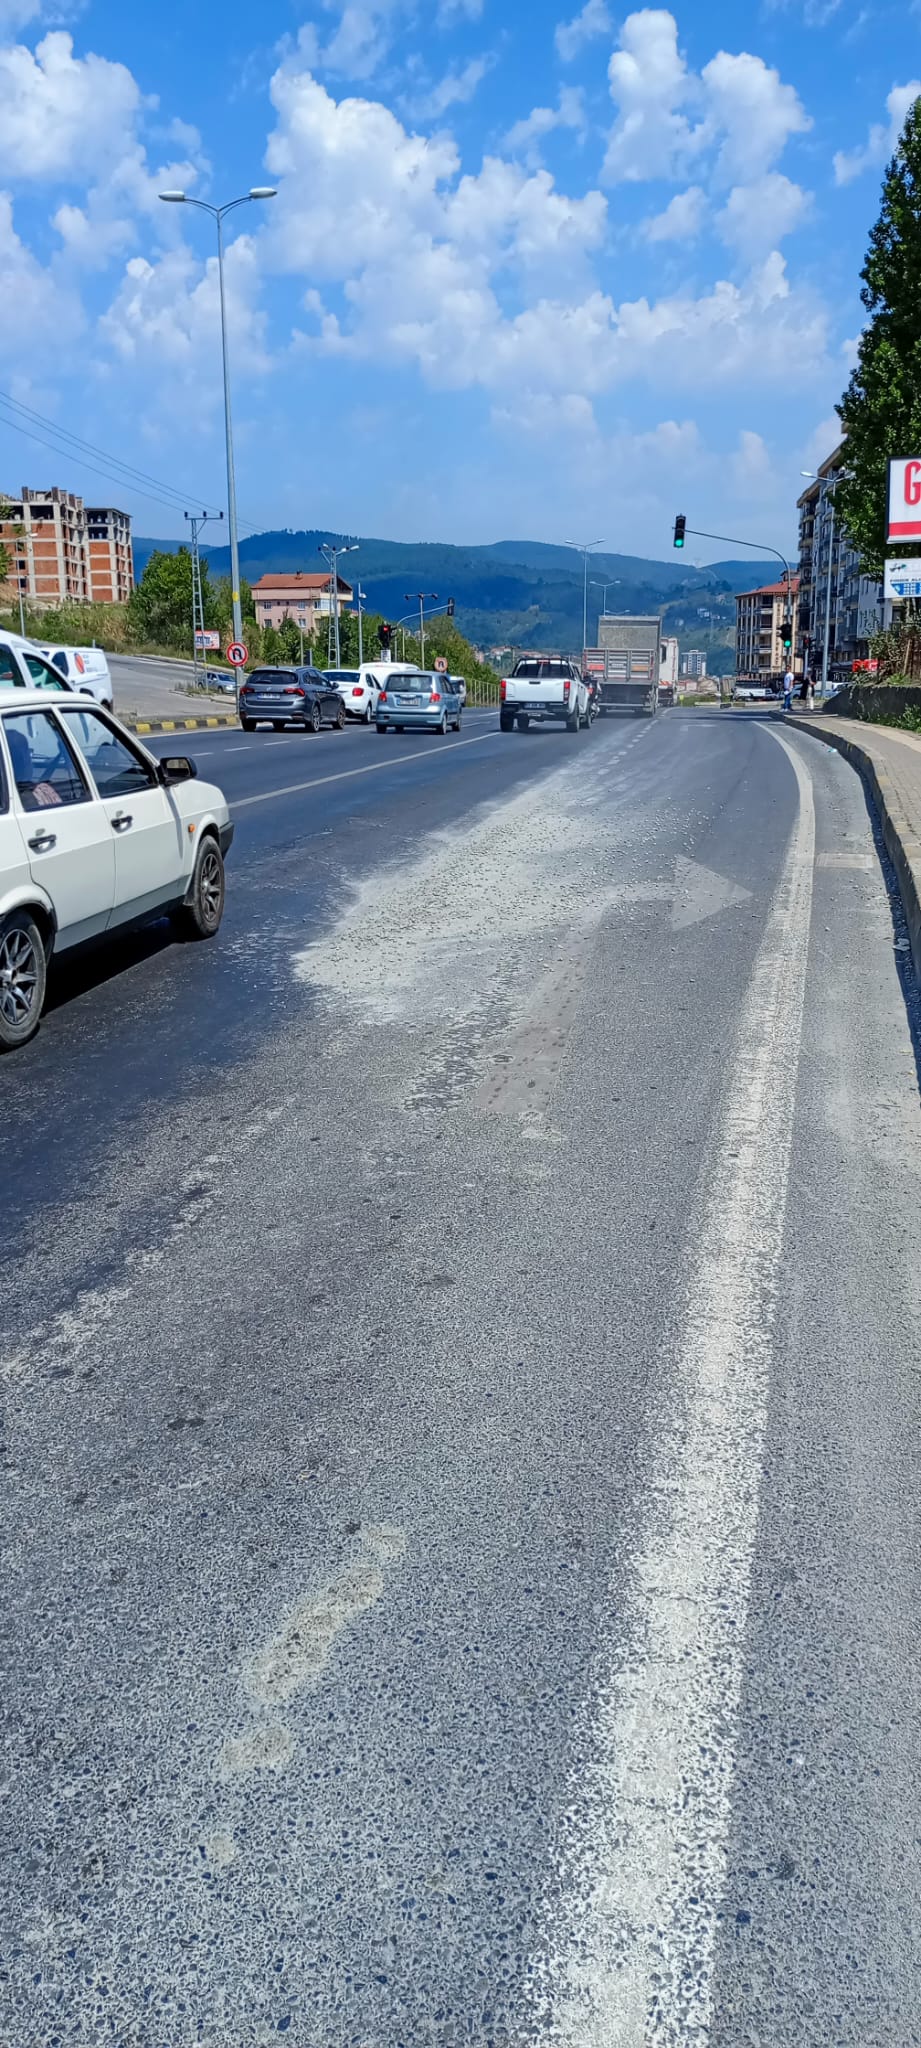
[
  {"xmin": 159, "ymin": 190, "xmax": 187, "ymax": 203},
  {"xmin": 249, "ymin": 187, "xmax": 277, "ymax": 200}
]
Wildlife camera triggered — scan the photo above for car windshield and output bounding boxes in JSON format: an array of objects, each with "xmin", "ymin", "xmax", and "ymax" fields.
[{"xmin": 514, "ymin": 660, "xmax": 572, "ymax": 679}]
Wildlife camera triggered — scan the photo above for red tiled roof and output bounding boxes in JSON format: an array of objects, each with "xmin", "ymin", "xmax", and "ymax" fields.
[
  {"xmin": 736, "ymin": 577, "xmax": 800, "ymax": 599},
  {"xmin": 250, "ymin": 572, "xmax": 351, "ymax": 593}
]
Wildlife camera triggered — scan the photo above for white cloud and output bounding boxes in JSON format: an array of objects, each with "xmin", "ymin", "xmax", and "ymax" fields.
[
  {"xmin": 0, "ymin": 193, "xmax": 83, "ymax": 353},
  {"xmin": 602, "ymin": 11, "xmax": 810, "ymax": 188},
  {"xmin": 0, "ymin": 33, "xmax": 142, "ymax": 183},
  {"xmin": 504, "ymin": 87, "xmax": 585, "ymax": 163},
  {"xmin": 834, "ymin": 80, "xmax": 921, "ymax": 184},
  {"xmin": 555, "ymin": 0, "xmax": 611, "ymax": 63},
  {"xmin": 716, "ymin": 172, "xmax": 809, "ymax": 255},
  {"xmin": 437, "ymin": 0, "xmax": 484, "ymax": 19},
  {"xmin": 0, "ymin": 0, "xmax": 45, "ymax": 26},
  {"xmin": 52, "ymin": 202, "xmax": 134, "ymax": 268},
  {"xmin": 604, "ymin": 10, "xmax": 701, "ymax": 183},
  {"xmin": 731, "ymin": 427, "xmax": 773, "ymax": 493},
  {"xmin": 262, "ymin": 63, "xmax": 828, "ymax": 407},
  {"xmin": 643, "ymin": 185, "xmax": 705, "ymax": 241},
  {"xmin": 701, "ymin": 50, "xmax": 811, "ymax": 183},
  {"xmin": 101, "ymin": 234, "xmax": 270, "ymax": 388},
  {"xmin": 426, "ymin": 55, "xmax": 492, "ymax": 117}
]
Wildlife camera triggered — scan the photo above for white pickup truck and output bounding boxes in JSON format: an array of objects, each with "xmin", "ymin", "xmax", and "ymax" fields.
[{"xmin": 499, "ymin": 656, "xmax": 591, "ymax": 733}]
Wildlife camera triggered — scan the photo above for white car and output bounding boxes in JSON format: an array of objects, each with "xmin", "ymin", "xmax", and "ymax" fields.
[
  {"xmin": 0, "ymin": 627, "xmax": 80, "ymax": 696},
  {"xmin": 0, "ymin": 690, "xmax": 233, "ymax": 1051},
  {"xmin": 323, "ymin": 663, "xmax": 425, "ymax": 723},
  {"xmin": 38, "ymin": 642, "xmax": 113, "ymax": 709}
]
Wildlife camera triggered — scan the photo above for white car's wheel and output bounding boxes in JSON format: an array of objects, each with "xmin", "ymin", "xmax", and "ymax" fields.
[
  {"xmin": 0, "ymin": 910, "xmax": 46, "ymax": 1052},
  {"xmin": 177, "ymin": 838, "xmax": 225, "ymax": 940}
]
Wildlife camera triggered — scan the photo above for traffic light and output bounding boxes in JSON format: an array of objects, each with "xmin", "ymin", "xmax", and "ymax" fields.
[
  {"xmin": 673, "ymin": 514, "xmax": 686, "ymax": 550},
  {"xmin": 379, "ymin": 621, "xmax": 392, "ymax": 650},
  {"xmin": 446, "ymin": 597, "xmax": 455, "ymax": 617}
]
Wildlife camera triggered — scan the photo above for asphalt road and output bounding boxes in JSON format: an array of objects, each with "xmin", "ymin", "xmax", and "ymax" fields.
[
  {"xmin": 109, "ymin": 652, "xmax": 234, "ymax": 720},
  {"xmin": 3, "ymin": 709, "xmax": 921, "ymax": 2047}
]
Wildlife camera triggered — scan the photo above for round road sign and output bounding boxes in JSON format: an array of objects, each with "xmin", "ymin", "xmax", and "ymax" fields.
[
  {"xmin": 226, "ymin": 641, "xmax": 248, "ymax": 667},
  {"xmin": 434, "ymin": 656, "xmax": 448, "ymax": 672}
]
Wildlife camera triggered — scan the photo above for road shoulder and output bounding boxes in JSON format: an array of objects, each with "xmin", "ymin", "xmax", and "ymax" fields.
[{"xmin": 787, "ymin": 710, "xmax": 921, "ymax": 984}]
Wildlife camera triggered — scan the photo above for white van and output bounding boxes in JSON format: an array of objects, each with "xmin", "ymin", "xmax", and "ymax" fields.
[{"xmin": 38, "ymin": 643, "xmax": 113, "ymax": 710}]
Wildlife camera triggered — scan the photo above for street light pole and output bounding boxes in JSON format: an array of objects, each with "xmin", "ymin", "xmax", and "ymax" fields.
[
  {"xmin": 319, "ymin": 541, "xmax": 359, "ymax": 666},
  {"xmin": 564, "ymin": 540, "xmax": 605, "ymax": 656},
  {"xmin": 158, "ymin": 185, "xmax": 277, "ymax": 651},
  {"xmin": 356, "ymin": 587, "xmax": 366, "ymax": 667},
  {"xmin": 405, "ymin": 593, "xmax": 438, "ymax": 669}
]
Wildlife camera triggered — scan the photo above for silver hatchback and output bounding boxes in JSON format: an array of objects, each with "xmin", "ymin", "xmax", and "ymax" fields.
[{"xmin": 375, "ymin": 672, "xmax": 462, "ymax": 734}]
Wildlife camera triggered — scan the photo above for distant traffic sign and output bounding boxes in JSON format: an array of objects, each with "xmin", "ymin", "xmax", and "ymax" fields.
[
  {"xmin": 226, "ymin": 641, "xmax": 248, "ymax": 666},
  {"xmin": 434, "ymin": 656, "xmax": 448, "ymax": 672},
  {"xmin": 885, "ymin": 557, "xmax": 921, "ymax": 601}
]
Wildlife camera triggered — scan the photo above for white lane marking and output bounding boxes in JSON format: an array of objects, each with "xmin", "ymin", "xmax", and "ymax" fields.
[
  {"xmin": 232, "ymin": 729, "xmax": 501, "ymax": 810},
  {"xmin": 533, "ymin": 726, "xmax": 814, "ymax": 2046}
]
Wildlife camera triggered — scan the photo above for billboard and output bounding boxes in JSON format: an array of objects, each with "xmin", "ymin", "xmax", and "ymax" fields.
[
  {"xmin": 887, "ymin": 458, "xmax": 921, "ymax": 542},
  {"xmin": 194, "ymin": 629, "xmax": 220, "ymax": 650}
]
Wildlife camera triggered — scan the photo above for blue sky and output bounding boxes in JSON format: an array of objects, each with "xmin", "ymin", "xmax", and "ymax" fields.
[{"xmin": 0, "ymin": 0, "xmax": 917, "ymax": 560}]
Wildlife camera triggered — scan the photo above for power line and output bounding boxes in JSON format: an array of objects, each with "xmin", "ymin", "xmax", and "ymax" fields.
[{"xmin": 0, "ymin": 387, "xmax": 268, "ymax": 537}]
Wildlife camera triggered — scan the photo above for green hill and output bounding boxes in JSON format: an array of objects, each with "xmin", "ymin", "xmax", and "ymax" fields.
[{"xmin": 132, "ymin": 528, "xmax": 778, "ymax": 655}]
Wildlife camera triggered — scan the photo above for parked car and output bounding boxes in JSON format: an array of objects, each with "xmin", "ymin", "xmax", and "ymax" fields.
[
  {"xmin": 0, "ymin": 629, "xmax": 74, "ymax": 695},
  {"xmin": 376, "ymin": 672, "xmax": 463, "ymax": 734},
  {"xmin": 238, "ymin": 666, "xmax": 346, "ymax": 732},
  {"xmin": 323, "ymin": 663, "xmax": 425, "ymax": 723},
  {"xmin": 38, "ymin": 643, "xmax": 113, "ymax": 709},
  {"xmin": 205, "ymin": 668, "xmax": 237, "ymax": 695}
]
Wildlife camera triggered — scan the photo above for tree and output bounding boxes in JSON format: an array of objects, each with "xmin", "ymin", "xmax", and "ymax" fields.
[
  {"xmin": 838, "ymin": 96, "xmax": 921, "ymax": 571},
  {"xmin": 262, "ymin": 624, "xmax": 283, "ymax": 665}
]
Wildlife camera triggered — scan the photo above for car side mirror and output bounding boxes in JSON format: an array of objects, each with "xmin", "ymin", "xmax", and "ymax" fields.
[{"xmin": 159, "ymin": 755, "xmax": 197, "ymax": 785}]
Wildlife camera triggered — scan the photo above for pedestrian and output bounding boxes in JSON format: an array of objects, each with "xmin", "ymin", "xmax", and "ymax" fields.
[{"xmin": 783, "ymin": 667, "xmax": 793, "ymax": 711}]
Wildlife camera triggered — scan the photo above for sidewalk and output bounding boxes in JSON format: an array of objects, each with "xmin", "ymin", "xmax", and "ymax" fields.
[{"xmin": 788, "ymin": 711, "xmax": 921, "ymax": 978}]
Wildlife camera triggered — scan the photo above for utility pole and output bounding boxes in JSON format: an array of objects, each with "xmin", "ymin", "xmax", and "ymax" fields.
[
  {"xmin": 356, "ymin": 586, "xmax": 366, "ymax": 667},
  {"xmin": 405, "ymin": 593, "xmax": 438, "ymax": 668},
  {"xmin": 185, "ymin": 510, "xmax": 222, "ymax": 686}
]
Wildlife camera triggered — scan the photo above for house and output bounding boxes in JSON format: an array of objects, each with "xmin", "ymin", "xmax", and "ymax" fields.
[{"xmin": 249, "ymin": 572, "xmax": 353, "ymax": 636}]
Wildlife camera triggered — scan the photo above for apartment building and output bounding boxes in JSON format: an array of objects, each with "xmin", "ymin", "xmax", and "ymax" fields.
[
  {"xmin": 735, "ymin": 577, "xmax": 800, "ymax": 683},
  {"xmin": 797, "ymin": 446, "xmax": 887, "ymax": 681},
  {"xmin": 250, "ymin": 572, "xmax": 354, "ymax": 634},
  {"xmin": 0, "ymin": 486, "xmax": 134, "ymax": 608}
]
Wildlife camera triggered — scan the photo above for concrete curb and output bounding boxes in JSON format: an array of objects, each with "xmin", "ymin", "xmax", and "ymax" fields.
[
  {"xmin": 786, "ymin": 713, "xmax": 921, "ymax": 982},
  {"xmin": 123, "ymin": 713, "xmax": 240, "ymax": 735}
]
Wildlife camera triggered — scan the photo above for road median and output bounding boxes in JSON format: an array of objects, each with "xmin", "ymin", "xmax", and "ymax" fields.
[
  {"xmin": 123, "ymin": 712, "xmax": 240, "ymax": 735},
  {"xmin": 787, "ymin": 710, "xmax": 921, "ymax": 979}
]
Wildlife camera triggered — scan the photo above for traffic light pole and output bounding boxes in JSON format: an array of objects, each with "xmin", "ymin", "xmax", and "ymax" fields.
[{"xmin": 677, "ymin": 522, "xmax": 795, "ymax": 670}]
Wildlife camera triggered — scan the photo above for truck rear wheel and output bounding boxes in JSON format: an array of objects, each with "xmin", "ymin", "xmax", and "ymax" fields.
[
  {"xmin": 567, "ymin": 705, "xmax": 580, "ymax": 731},
  {"xmin": 499, "ymin": 710, "xmax": 515, "ymax": 731},
  {"xmin": 517, "ymin": 714, "xmax": 530, "ymax": 732}
]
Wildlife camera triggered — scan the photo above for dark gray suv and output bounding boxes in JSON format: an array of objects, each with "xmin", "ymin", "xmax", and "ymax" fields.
[{"xmin": 238, "ymin": 666, "xmax": 346, "ymax": 732}]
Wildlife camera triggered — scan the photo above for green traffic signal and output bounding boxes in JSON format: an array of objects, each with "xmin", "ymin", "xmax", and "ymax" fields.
[{"xmin": 673, "ymin": 514, "xmax": 686, "ymax": 549}]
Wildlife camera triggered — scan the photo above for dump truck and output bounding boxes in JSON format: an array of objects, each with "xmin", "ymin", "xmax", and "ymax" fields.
[{"xmin": 583, "ymin": 615, "xmax": 662, "ymax": 716}]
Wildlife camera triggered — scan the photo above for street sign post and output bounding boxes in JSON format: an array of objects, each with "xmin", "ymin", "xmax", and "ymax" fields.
[
  {"xmin": 885, "ymin": 557, "xmax": 921, "ymax": 601},
  {"xmin": 887, "ymin": 459, "xmax": 921, "ymax": 543},
  {"xmin": 226, "ymin": 641, "xmax": 248, "ymax": 666}
]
